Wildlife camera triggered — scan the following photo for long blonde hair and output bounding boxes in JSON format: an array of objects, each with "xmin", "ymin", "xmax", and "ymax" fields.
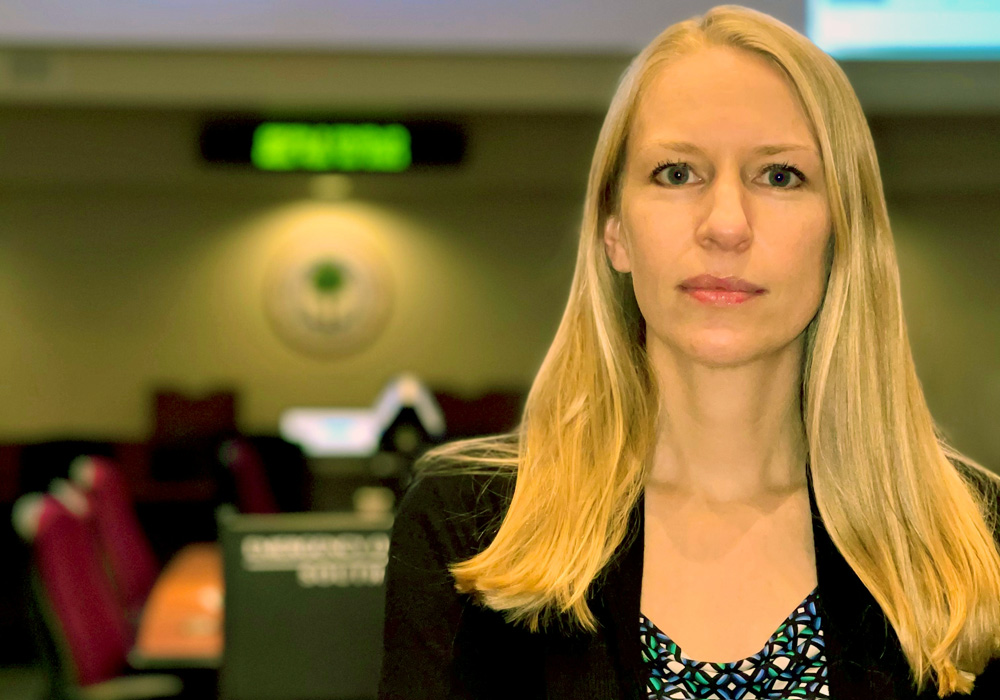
[{"xmin": 420, "ymin": 5, "xmax": 1000, "ymax": 696}]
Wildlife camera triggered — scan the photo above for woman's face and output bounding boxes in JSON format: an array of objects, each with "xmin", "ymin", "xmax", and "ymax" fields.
[{"xmin": 604, "ymin": 46, "xmax": 831, "ymax": 368}]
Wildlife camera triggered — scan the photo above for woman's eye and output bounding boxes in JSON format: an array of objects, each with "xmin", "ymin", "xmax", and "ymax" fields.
[
  {"xmin": 651, "ymin": 161, "xmax": 807, "ymax": 189},
  {"xmin": 652, "ymin": 162, "xmax": 694, "ymax": 186},
  {"xmin": 762, "ymin": 164, "xmax": 806, "ymax": 189}
]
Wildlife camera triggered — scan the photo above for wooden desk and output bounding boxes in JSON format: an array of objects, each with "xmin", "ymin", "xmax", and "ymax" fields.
[{"xmin": 131, "ymin": 543, "xmax": 224, "ymax": 669}]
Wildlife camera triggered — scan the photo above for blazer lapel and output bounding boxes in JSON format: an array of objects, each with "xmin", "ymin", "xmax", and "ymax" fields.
[
  {"xmin": 807, "ymin": 467, "xmax": 925, "ymax": 699},
  {"xmin": 546, "ymin": 492, "xmax": 648, "ymax": 699}
]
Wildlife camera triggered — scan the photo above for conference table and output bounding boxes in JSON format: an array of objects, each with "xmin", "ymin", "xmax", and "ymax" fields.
[{"xmin": 130, "ymin": 542, "xmax": 225, "ymax": 669}]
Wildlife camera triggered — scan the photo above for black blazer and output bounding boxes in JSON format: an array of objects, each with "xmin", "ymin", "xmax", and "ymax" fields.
[{"xmin": 379, "ymin": 464, "xmax": 1000, "ymax": 699}]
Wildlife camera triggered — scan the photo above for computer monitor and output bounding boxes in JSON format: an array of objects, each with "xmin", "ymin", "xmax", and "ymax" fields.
[
  {"xmin": 807, "ymin": 0, "xmax": 1000, "ymax": 60},
  {"xmin": 218, "ymin": 509, "xmax": 392, "ymax": 700}
]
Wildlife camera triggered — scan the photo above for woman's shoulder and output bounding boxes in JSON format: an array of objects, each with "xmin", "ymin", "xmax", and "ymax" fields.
[
  {"xmin": 400, "ymin": 467, "xmax": 515, "ymax": 520},
  {"xmin": 393, "ymin": 465, "xmax": 516, "ymax": 562}
]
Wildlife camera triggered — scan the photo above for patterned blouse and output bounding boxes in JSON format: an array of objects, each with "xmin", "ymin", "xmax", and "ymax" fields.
[{"xmin": 639, "ymin": 586, "xmax": 830, "ymax": 699}]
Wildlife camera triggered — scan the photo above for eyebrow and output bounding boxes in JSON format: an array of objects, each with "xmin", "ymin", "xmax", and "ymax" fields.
[{"xmin": 652, "ymin": 141, "xmax": 820, "ymax": 158}]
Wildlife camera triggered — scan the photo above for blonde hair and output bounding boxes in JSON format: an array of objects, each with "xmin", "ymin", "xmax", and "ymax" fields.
[{"xmin": 420, "ymin": 4, "xmax": 1000, "ymax": 696}]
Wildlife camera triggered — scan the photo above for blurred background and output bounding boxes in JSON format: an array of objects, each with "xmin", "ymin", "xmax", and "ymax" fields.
[{"xmin": 1, "ymin": 1, "xmax": 998, "ymax": 699}]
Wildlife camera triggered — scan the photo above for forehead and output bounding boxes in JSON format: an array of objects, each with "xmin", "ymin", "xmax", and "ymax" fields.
[{"xmin": 631, "ymin": 46, "xmax": 817, "ymax": 153}]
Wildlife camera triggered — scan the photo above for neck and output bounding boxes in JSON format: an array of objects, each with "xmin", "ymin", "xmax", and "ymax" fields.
[{"xmin": 645, "ymin": 336, "xmax": 809, "ymax": 506}]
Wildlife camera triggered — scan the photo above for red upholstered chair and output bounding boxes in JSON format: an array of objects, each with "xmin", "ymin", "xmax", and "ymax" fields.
[
  {"xmin": 70, "ymin": 456, "xmax": 160, "ymax": 622},
  {"xmin": 13, "ymin": 492, "xmax": 183, "ymax": 700},
  {"xmin": 34, "ymin": 492, "xmax": 132, "ymax": 686},
  {"xmin": 218, "ymin": 438, "xmax": 279, "ymax": 514}
]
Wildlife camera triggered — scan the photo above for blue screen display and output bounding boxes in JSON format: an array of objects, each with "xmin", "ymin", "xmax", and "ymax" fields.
[{"xmin": 807, "ymin": 0, "xmax": 1000, "ymax": 59}]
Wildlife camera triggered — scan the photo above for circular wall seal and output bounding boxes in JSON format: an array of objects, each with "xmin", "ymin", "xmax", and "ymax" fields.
[{"xmin": 263, "ymin": 238, "xmax": 393, "ymax": 358}]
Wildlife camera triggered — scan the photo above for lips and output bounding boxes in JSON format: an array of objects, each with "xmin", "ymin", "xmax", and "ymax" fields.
[{"xmin": 679, "ymin": 274, "xmax": 765, "ymax": 293}]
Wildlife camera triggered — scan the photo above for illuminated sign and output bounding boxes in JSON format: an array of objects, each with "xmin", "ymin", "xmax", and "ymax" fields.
[
  {"xmin": 201, "ymin": 118, "xmax": 464, "ymax": 172},
  {"xmin": 251, "ymin": 122, "xmax": 411, "ymax": 172}
]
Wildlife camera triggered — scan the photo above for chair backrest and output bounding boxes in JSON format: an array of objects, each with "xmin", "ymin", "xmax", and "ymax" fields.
[
  {"xmin": 70, "ymin": 456, "xmax": 160, "ymax": 617},
  {"xmin": 218, "ymin": 439, "xmax": 279, "ymax": 514},
  {"xmin": 31, "ymin": 493, "xmax": 132, "ymax": 687}
]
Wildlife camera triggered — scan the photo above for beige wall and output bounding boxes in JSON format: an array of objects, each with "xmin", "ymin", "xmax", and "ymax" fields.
[
  {"xmin": 0, "ymin": 188, "xmax": 580, "ymax": 439},
  {"xmin": 0, "ymin": 109, "xmax": 593, "ymax": 440},
  {"xmin": 892, "ymin": 193, "xmax": 1000, "ymax": 468},
  {"xmin": 0, "ymin": 107, "xmax": 997, "ymax": 470}
]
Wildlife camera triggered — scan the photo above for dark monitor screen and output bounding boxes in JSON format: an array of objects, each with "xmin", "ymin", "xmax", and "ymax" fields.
[{"xmin": 219, "ymin": 510, "xmax": 392, "ymax": 700}]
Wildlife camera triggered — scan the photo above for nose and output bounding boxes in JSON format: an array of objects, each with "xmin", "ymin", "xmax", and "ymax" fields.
[{"xmin": 694, "ymin": 167, "xmax": 753, "ymax": 253}]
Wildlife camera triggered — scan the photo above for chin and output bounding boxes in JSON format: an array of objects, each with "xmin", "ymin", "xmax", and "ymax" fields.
[
  {"xmin": 667, "ymin": 330, "xmax": 778, "ymax": 369},
  {"xmin": 688, "ymin": 347, "xmax": 760, "ymax": 369}
]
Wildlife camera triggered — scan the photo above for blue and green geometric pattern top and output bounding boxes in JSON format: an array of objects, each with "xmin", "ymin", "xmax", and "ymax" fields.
[{"xmin": 639, "ymin": 586, "xmax": 829, "ymax": 699}]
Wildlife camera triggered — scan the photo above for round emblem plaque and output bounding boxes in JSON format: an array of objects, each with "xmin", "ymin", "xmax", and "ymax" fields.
[{"xmin": 263, "ymin": 238, "xmax": 393, "ymax": 358}]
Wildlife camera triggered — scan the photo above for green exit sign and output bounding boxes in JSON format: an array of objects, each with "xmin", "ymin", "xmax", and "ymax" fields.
[{"xmin": 201, "ymin": 118, "xmax": 464, "ymax": 173}]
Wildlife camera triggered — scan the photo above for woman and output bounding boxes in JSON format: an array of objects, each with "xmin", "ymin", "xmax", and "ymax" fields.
[{"xmin": 378, "ymin": 5, "xmax": 1000, "ymax": 699}]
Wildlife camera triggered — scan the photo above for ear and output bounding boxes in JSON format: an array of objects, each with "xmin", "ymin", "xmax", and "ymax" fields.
[{"xmin": 603, "ymin": 215, "xmax": 632, "ymax": 273}]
